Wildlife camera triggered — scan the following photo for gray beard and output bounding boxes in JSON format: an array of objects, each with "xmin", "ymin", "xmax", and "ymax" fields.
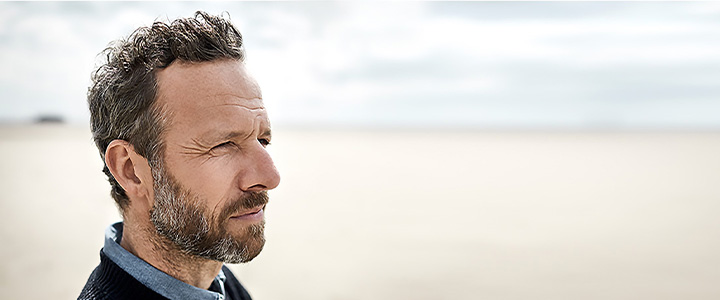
[{"xmin": 148, "ymin": 161, "xmax": 267, "ymax": 263}]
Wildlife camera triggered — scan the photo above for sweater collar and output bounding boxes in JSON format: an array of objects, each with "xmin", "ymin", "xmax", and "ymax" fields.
[{"xmin": 103, "ymin": 222, "xmax": 228, "ymax": 300}]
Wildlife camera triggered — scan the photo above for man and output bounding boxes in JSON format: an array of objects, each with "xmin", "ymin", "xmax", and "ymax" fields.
[{"xmin": 79, "ymin": 11, "xmax": 280, "ymax": 300}]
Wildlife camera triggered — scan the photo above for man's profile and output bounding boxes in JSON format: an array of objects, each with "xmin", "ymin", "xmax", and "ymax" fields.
[{"xmin": 79, "ymin": 11, "xmax": 280, "ymax": 300}]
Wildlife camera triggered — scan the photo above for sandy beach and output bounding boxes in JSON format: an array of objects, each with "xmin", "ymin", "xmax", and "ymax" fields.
[{"xmin": 1, "ymin": 125, "xmax": 719, "ymax": 299}]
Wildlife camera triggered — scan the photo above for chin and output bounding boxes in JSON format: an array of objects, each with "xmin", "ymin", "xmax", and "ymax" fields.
[{"xmin": 208, "ymin": 222, "xmax": 266, "ymax": 264}]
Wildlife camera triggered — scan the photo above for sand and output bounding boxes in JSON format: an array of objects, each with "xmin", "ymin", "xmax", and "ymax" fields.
[{"xmin": 1, "ymin": 125, "xmax": 719, "ymax": 299}]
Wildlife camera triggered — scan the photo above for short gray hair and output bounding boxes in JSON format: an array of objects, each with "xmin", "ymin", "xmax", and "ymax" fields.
[{"xmin": 88, "ymin": 11, "xmax": 245, "ymax": 210}]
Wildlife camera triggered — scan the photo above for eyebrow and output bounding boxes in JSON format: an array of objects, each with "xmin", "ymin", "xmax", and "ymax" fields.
[{"xmin": 205, "ymin": 128, "xmax": 272, "ymax": 143}]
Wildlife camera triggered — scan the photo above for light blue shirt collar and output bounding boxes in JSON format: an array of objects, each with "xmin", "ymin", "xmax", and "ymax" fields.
[{"xmin": 102, "ymin": 222, "xmax": 227, "ymax": 300}]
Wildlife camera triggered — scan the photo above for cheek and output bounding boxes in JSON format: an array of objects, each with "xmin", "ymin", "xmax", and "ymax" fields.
[{"xmin": 187, "ymin": 159, "xmax": 240, "ymax": 202}]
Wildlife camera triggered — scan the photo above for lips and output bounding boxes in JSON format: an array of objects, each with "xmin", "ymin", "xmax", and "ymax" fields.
[{"xmin": 230, "ymin": 205, "xmax": 265, "ymax": 219}]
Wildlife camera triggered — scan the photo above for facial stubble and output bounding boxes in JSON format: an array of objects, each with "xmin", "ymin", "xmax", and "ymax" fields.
[{"xmin": 149, "ymin": 162, "xmax": 268, "ymax": 264}]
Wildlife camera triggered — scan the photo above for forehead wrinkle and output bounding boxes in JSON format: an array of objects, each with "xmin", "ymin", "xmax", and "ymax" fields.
[
  {"xmin": 211, "ymin": 93, "xmax": 261, "ymax": 100},
  {"xmin": 210, "ymin": 93, "xmax": 263, "ymax": 108},
  {"xmin": 212, "ymin": 103, "xmax": 265, "ymax": 111},
  {"xmin": 216, "ymin": 104, "xmax": 265, "ymax": 112}
]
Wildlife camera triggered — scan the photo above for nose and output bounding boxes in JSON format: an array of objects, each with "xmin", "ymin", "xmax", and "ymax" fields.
[{"xmin": 238, "ymin": 142, "xmax": 281, "ymax": 192}]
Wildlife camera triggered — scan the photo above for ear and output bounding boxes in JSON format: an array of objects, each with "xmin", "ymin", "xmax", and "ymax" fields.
[{"xmin": 105, "ymin": 140, "xmax": 154, "ymax": 207}]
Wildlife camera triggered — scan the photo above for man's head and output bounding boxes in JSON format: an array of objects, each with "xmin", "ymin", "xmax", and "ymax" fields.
[{"xmin": 88, "ymin": 11, "xmax": 280, "ymax": 263}]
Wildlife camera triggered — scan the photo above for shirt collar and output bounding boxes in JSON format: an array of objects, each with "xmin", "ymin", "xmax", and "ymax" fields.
[{"xmin": 103, "ymin": 222, "xmax": 228, "ymax": 300}]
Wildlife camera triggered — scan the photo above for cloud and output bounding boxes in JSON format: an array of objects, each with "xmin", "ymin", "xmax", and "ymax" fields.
[{"xmin": 1, "ymin": 2, "xmax": 719, "ymax": 128}]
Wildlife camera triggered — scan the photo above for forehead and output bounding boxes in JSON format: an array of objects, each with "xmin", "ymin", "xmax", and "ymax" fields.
[{"xmin": 154, "ymin": 59, "xmax": 268, "ymax": 138}]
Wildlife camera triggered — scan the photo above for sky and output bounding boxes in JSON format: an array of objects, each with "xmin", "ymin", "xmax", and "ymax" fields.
[{"xmin": 1, "ymin": 1, "xmax": 719, "ymax": 129}]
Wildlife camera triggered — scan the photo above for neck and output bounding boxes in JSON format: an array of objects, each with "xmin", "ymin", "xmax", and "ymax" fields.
[{"xmin": 120, "ymin": 218, "xmax": 222, "ymax": 290}]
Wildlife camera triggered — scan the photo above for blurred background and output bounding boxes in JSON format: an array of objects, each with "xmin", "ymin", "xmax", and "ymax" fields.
[{"xmin": 1, "ymin": 2, "xmax": 719, "ymax": 299}]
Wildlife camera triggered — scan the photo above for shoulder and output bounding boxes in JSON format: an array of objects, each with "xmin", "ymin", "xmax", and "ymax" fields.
[
  {"xmin": 78, "ymin": 264, "xmax": 110, "ymax": 300},
  {"xmin": 78, "ymin": 250, "xmax": 167, "ymax": 300},
  {"xmin": 222, "ymin": 266, "xmax": 253, "ymax": 300}
]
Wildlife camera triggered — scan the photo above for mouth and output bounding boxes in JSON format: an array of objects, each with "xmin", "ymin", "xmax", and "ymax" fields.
[{"xmin": 230, "ymin": 204, "xmax": 266, "ymax": 220}]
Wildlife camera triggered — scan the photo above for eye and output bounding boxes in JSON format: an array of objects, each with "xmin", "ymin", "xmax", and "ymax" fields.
[
  {"xmin": 258, "ymin": 138, "xmax": 271, "ymax": 147},
  {"xmin": 212, "ymin": 141, "xmax": 234, "ymax": 150}
]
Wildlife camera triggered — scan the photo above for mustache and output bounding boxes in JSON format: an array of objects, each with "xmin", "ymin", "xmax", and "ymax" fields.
[{"xmin": 220, "ymin": 191, "xmax": 269, "ymax": 220}]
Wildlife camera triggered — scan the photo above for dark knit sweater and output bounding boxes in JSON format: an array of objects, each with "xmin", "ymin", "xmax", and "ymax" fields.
[{"xmin": 78, "ymin": 251, "xmax": 252, "ymax": 300}]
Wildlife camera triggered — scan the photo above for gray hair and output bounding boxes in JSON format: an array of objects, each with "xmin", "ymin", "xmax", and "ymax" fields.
[{"xmin": 88, "ymin": 11, "xmax": 245, "ymax": 210}]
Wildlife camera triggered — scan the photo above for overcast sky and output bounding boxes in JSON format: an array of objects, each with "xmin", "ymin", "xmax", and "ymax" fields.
[{"xmin": 1, "ymin": 1, "xmax": 719, "ymax": 129}]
